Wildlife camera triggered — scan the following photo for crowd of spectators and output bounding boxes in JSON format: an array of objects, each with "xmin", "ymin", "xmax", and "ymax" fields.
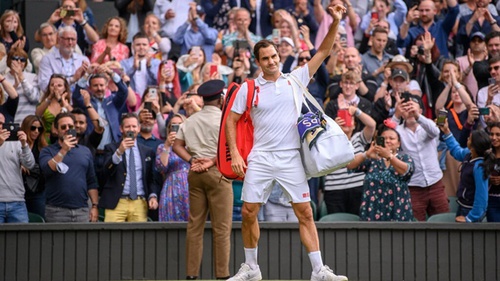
[{"xmin": 1, "ymin": 0, "xmax": 500, "ymax": 224}]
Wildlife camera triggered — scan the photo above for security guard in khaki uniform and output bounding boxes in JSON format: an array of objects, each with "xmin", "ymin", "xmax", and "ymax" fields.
[{"xmin": 173, "ymin": 79, "xmax": 233, "ymax": 280}]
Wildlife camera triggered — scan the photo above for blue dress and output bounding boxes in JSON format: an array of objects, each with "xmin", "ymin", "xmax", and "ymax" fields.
[
  {"xmin": 352, "ymin": 154, "xmax": 415, "ymax": 221},
  {"xmin": 155, "ymin": 144, "xmax": 190, "ymax": 221}
]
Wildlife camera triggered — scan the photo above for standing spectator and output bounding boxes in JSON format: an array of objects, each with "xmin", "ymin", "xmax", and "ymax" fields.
[
  {"xmin": 440, "ymin": 122, "xmax": 493, "ymax": 222},
  {"xmin": 47, "ymin": 0, "xmax": 99, "ymax": 56},
  {"xmin": 0, "ymin": 73, "xmax": 19, "ymax": 124},
  {"xmin": 456, "ymin": 32, "xmax": 487, "ymax": 101},
  {"xmin": 313, "ymin": 0, "xmax": 360, "ymax": 49},
  {"xmin": 0, "ymin": 112, "xmax": 35, "ymax": 223},
  {"xmin": 173, "ymin": 80, "xmax": 233, "ymax": 280},
  {"xmin": 99, "ymin": 113, "xmax": 160, "ymax": 222},
  {"xmin": 137, "ymin": 109, "xmax": 162, "ymax": 150},
  {"xmin": 71, "ymin": 105, "xmax": 103, "ymax": 156},
  {"xmin": 222, "ymin": 8, "xmax": 262, "ymax": 62},
  {"xmin": 347, "ymin": 122, "xmax": 415, "ymax": 221},
  {"xmin": 156, "ymin": 114, "xmax": 190, "ymax": 222},
  {"xmin": 398, "ymin": 0, "xmax": 459, "ymax": 58},
  {"xmin": 176, "ymin": 47, "xmax": 207, "ymax": 92},
  {"xmin": 39, "ymin": 112, "xmax": 99, "ymax": 223},
  {"xmin": 359, "ymin": 0, "xmax": 407, "ymax": 40},
  {"xmin": 21, "ymin": 115, "xmax": 48, "ymax": 219},
  {"xmin": 324, "ymin": 105, "xmax": 376, "ymax": 215},
  {"xmin": 37, "ymin": 26, "xmax": 90, "ymax": 91},
  {"xmin": 173, "ymin": 3, "xmax": 218, "ymax": 61},
  {"xmin": 36, "ymin": 74, "xmax": 73, "ymax": 144},
  {"xmin": 201, "ymin": 0, "xmax": 237, "ymax": 32},
  {"xmin": 90, "ymin": 16, "xmax": 130, "ymax": 64},
  {"xmin": 391, "ymin": 95, "xmax": 450, "ymax": 221},
  {"xmin": 487, "ymin": 122, "xmax": 500, "ymax": 222},
  {"xmin": 0, "ymin": 10, "xmax": 29, "ymax": 55},
  {"xmin": 476, "ymin": 56, "xmax": 500, "ymax": 110},
  {"xmin": 472, "ymin": 31, "xmax": 500, "ymax": 90},
  {"xmin": 154, "ymin": 0, "xmax": 193, "ymax": 41},
  {"xmin": 361, "ymin": 27, "xmax": 392, "ymax": 85},
  {"xmin": 143, "ymin": 13, "xmax": 171, "ymax": 60},
  {"xmin": 121, "ymin": 32, "xmax": 161, "ymax": 98},
  {"xmin": 115, "ymin": 0, "xmax": 154, "ymax": 44},
  {"xmin": 72, "ymin": 0, "xmax": 96, "ymax": 28},
  {"xmin": 31, "ymin": 23, "xmax": 58, "ymax": 73},
  {"xmin": 2, "ymin": 48, "xmax": 39, "ymax": 124},
  {"xmin": 285, "ymin": 0, "xmax": 319, "ymax": 45}
]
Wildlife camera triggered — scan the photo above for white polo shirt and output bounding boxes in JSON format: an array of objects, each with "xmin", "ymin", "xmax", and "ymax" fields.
[{"xmin": 231, "ymin": 65, "xmax": 310, "ymax": 151}]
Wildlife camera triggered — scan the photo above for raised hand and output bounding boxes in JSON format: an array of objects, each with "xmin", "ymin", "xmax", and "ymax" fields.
[{"xmin": 328, "ymin": 4, "xmax": 346, "ymax": 22}]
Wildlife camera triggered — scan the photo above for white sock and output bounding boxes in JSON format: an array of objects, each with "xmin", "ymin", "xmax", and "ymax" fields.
[
  {"xmin": 308, "ymin": 251, "xmax": 323, "ymax": 273},
  {"xmin": 244, "ymin": 247, "xmax": 259, "ymax": 270}
]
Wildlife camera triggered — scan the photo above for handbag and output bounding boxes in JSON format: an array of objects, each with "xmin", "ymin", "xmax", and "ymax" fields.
[
  {"xmin": 288, "ymin": 74, "xmax": 355, "ymax": 178},
  {"xmin": 23, "ymin": 164, "xmax": 43, "ymax": 193}
]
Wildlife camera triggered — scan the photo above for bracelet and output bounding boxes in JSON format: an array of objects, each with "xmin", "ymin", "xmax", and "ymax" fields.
[
  {"xmin": 57, "ymin": 152, "xmax": 64, "ymax": 158},
  {"xmin": 386, "ymin": 154, "xmax": 393, "ymax": 161},
  {"xmin": 86, "ymin": 105, "xmax": 93, "ymax": 109},
  {"xmin": 152, "ymin": 32, "xmax": 158, "ymax": 37},
  {"xmin": 51, "ymin": 158, "xmax": 59, "ymax": 165},
  {"xmin": 454, "ymin": 82, "xmax": 462, "ymax": 90},
  {"xmin": 381, "ymin": 82, "xmax": 388, "ymax": 88},
  {"xmin": 188, "ymin": 156, "xmax": 194, "ymax": 164},
  {"xmin": 355, "ymin": 108, "xmax": 362, "ymax": 117},
  {"xmin": 80, "ymin": 20, "xmax": 88, "ymax": 27}
]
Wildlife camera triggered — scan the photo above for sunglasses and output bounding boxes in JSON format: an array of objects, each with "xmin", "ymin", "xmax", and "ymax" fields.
[
  {"xmin": 59, "ymin": 124, "xmax": 74, "ymax": 130},
  {"xmin": 11, "ymin": 56, "xmax": 27, "ymax": 62},
  {"xmin": 30, "ymin": 126, "xmax": 43, "ymax": 132},
  {"xmin": 489, "ymin": 65, "xmax": 500, "ymax": 72},
  {"xmin": 299, "ymin": 56, "xmax": 311, "ymax": 61}
]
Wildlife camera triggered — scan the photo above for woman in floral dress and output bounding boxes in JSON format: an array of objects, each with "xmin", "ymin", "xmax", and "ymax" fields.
[
  {"xmin": 347, "ymin": 124, "xmax": 415, "ymax": 221},
  {"xmin": 156, "ymin": 114, "xmax": 190, "ymax": 221}
]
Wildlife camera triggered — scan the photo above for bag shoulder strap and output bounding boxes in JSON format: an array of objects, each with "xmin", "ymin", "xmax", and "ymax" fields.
[
  {"xmin": 287, "ymin": 74, "xmax": 325, "ymax": 114},
  {"xmin": 244, "ymin": 79, "xmax": 255, "ymax": 110}
]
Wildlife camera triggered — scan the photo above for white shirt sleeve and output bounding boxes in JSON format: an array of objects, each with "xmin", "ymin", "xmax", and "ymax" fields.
[{"xmin": 231, "ymin": 81, "xmax": 249, "ymax": 115}]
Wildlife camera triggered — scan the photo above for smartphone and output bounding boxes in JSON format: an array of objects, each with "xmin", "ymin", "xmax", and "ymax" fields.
[
  {"xmin": 148, "ymin": 87, "xmax": 158, "ymax": 99},
  {"xmin": 489, "ymin": 77, "xmax": 496, "ymax": 85},
  {"xmin": 126, "ymin": 131, "xmax": 135, "ymax": 140},
  {"xmin": 171, "ymin": 124, "xmax": 180, "ymax": 133},
  {"xmin": 371, "ymin": 11, "xmax": 379, "ymax": 21},
  {"xmin": 210, "ymin": 64, "xmax": 218, "ymax": 76},
  {"xmin": 191, "ymin": 46, "xmax": 201, "ymax": 58},
  {"xmin": 401, "ymin": 92, "xmax": 411, "ymax": 103},
  {"xmin": 5, "ymin": 123, "xmax": 19, "ymax": 141},
  {"xmin": 144, "ymin": 101, "xmax": 153, "ymax": 112},
  {"xmin": 479, "ymin": 107, "xmax": 490, "ymax": 115},
  {"xmin": 376, "ymin": 136, "xmax": 385, "ymax": 147},
  {"xmin": 272, "ymin": 28, "xmax": 281, "ymax": 42},
  {"xmin": 112, "ymin": 68, "xmax": 123, "ymax": 76},
  {"xmin": 436, "ymin": 110, "xmax": 447, "ymax": 126},
  {"xmin": 67, "ymin": 128, "xmax": 77, "ymax": 138},
  {"xmin": 337, "ymin": 109, "xmax": 353, "ymax": 127},
  {"xmin": 164, "ymin": 60, "xmax": 174, "ymax": 71}
]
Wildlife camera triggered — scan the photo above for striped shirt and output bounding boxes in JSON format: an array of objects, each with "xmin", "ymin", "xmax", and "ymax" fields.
[{"xmin": 324, "ymin": 132, "xmax": 369, "ymax": 191}]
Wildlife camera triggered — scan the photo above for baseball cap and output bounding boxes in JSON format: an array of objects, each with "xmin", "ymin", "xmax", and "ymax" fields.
[
  {"xmin": 470, "ymin": 31, "xmax": 485, "ymax": 41},
  {"xmin": 391, "ymin": 69, "xmax": 409, "ymax": 81}
]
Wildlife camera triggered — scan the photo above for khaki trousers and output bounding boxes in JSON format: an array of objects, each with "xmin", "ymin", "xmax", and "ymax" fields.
[{"xmin": 186, "ymin": 166, "xmax": 233, "ymax": 278}]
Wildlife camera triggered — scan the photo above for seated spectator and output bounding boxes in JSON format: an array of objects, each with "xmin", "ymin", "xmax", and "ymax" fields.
[
  {"xmin": 21, "ymin": 115, "xmax": 48, "ymax": 219},
  {"xmin": 176, "ymin": 46, "xmax": 207, "ymax": 92},
  {"xmin": 99, "ymin": 113, "xmax": 160, "ymax": 222},
  {"xmin": 121, "ymin": 32, "xmax": 161, "ymax": 97},
  {"xmin": 324, "ymin": 104, "xmax": 376, "ymax": 215},
  {"xmin": 90, "ymin": 17, "xmax": 130, "ymax": 64},
  {"xmin": 201, "ymin": 0, "xmax": 237, "ymax": 32},
  {"xmin": 347, "ymin": 122, "xmax": 415, "ymax": 221},
  {"xmin": 0, "ymin": 10, "xmax": 30, "ymax": 55},
  {"xmin": 39, "ymin": 112, "xmax": 99, "ymax": 222},
  {"xmin": 0, "ymin": 75, "xmax": 18, "ymax": 126},
  {"xmin": 36, "ymin": 74, "xmax": 73, "ymax": 144},
  {"xmin": 115, "ymin": 0, "xmax": 154, "ymax": 44},
  {"xmin": 47, "ymin": 0, "xmax": 99, "ymax": 56},
  {"xmin": 2, "ymin": 48, "xmax": 39, "ymax": 124},
  {"xmin": 439, "ymin": 122, "xmax": 493, "ymax": 222},
  {"xmin": 37, "ymin": 26, "xmax": 90, "ymax": 91},
  {"xmin": 0, "ymin": 112, "xmax": 35, "ymax": 223},
  {"xmin": 156, "ymin": 114, "xmax": 190, "ymax": 221},
  {"xmin": 143, "ymin": 13, "xmax": 171, "ymax": 60},
  {"xmin": 173, "ymin": 3, "xmax": 218, "ymax": 61},
  {"xmin": 31, "ymin": 23, "xmax": 58, "ymax": 73}
]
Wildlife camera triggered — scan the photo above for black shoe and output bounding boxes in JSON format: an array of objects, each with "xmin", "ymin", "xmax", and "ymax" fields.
[
  {"xmin": 186, "ymin": 276, "xmax": 198, "ymax": 280},
  {"xmin": 216, "ymin": 276, "xmax": 230, "ymax": 280}
]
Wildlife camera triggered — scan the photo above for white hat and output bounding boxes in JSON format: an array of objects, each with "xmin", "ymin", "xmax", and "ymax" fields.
[{"xmin": 280, "ymin": 37, "xmax": 295, "ymax": 48}]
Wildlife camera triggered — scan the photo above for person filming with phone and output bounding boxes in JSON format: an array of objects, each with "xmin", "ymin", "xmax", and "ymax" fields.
[
  {"xmin": 0, "ymin": 112, "xmax": 35, "ymax": 223},
  {"xmin": 39, "ymin": 112, "xmax": 99, "ymax": 222},
  {"xmin": 99, "ymin": 113, "xmax": 160, "ymax": 222},
  {"xmin": 477, "ymin": 56, "xmax": 500, "ymax": 112}
]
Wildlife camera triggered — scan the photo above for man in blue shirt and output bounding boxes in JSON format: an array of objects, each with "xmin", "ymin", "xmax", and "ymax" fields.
[
  {"xmin": 361, "ymin": 27, "xmax": 393, "ymax": 85},
  {"xmin": 397, "ymin": 0, "xmax": 459, "ymax": 58},
  {"xmin": 40, "ymin": 112, "xmax": 99, "ymax": 222},
  {"xmin": 173, "ymin": 2, "xmax": 218, "ymax": 61}
]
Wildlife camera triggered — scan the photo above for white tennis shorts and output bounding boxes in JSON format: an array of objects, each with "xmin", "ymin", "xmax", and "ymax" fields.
[{"xmin": 242, "ymin": 149, "xmax": 311, "ymax": 203}]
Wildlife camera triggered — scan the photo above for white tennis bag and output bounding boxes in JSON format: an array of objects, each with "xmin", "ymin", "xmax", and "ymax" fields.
[{"xmin": 288, "ymin": 75, "xmax": 355, "ymax": 178}]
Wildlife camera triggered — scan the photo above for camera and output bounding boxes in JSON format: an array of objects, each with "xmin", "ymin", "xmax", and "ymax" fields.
[{"xmin": 417, "ymin": 45, "xmax": 425, "ymax": 55}]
